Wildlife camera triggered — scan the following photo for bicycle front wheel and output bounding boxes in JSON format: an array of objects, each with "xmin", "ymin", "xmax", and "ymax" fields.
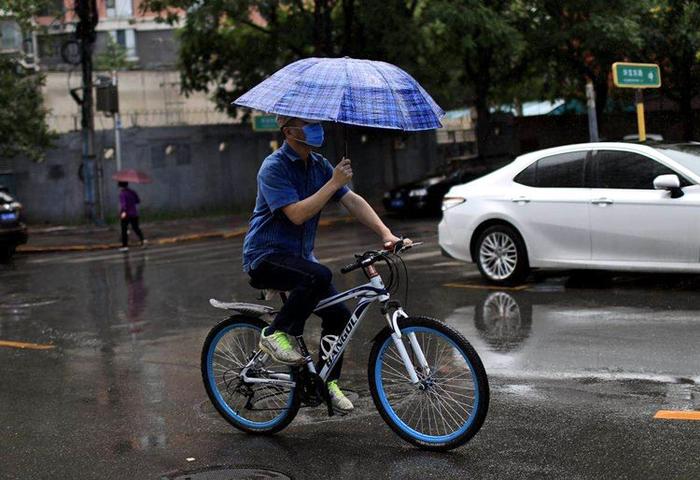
[
  {"xmin": 202, "ymin": 315, "xmax": 300, "ymax": 434},
  {"xmin": 368, "ymin": 316, "xmax": 489, "ymax": 451}
]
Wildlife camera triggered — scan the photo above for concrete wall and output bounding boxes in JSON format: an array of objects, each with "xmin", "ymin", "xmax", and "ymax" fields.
[{"xmin": 9, "ymin": 123, "xmax": 439, "ymax": 224}]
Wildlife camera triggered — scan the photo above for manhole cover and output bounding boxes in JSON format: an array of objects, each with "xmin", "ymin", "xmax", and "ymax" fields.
[{"xmin": 162, "ymin": 466, "xmax": 292, "ymax": 480}]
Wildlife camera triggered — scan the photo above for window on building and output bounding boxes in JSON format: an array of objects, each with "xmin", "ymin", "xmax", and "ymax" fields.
[
  {"xmin": 107, "ymin": 0, "xmax": 133, "ymax": 18},
  {"xmin": 0, "ymin": 20, "xmax": 22, "ymax": 52},
  {"xmin": 38, "ymin": 0, "xmax": 65, "ymax": 17},
  {"xmin": 110, "ymin": 29, "xmax": 137, "ymax": 58}
]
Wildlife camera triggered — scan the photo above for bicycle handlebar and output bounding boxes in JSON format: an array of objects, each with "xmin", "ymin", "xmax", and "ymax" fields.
[{"xmin": 339, "ymin": 240, "xmax": 423, "ymax": 274}]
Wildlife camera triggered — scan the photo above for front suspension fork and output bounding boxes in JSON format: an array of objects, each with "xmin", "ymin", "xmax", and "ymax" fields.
[{"xmin": 384, "ymin": 308, "xmax": 431, "ymax": 384}]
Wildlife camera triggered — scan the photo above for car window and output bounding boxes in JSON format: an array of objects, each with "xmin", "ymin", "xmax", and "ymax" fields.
[
  {"xmin": 592, "ymin": 150, "xmax": 689, "ymax": 189},
  {"xmin": 514, "ymin": 151, "xmax": 586, "ymax": 188},
  {"xmin": 513, "ymin": 162, "xmax": 536, "ymax": 186}
]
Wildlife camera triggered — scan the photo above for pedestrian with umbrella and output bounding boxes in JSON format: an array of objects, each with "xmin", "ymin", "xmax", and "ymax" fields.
[
  {"xmin": 112, "ymin": 169, "xmax": 152, "ymax": 252},
  {"xmin": 234, "ymin": 57, "xmax": 444, "ymax": 412}
]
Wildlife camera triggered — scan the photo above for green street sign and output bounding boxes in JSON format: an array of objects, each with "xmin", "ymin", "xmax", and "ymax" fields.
[
  {"xmin": 252, "ymin": 114, "xmax": 279, "ymax": 132},
  {"xmin": 612, "ymin": 62, "xmax": 661, "ymax": 88}
]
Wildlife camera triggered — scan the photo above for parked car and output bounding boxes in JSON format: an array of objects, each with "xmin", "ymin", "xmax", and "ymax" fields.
[
  {"xmin": 0, "ymin": 187, "xmax": 28, "ymax": 262},
  {"xmin": 383, "ymin": 160, "xmax": 493, "ymax": 216},
  {"xmin": 439, "ymin": 142, "xmax": 700, "ymax": 285}
]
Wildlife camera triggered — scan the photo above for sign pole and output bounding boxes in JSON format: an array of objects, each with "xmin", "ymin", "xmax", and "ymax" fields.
[
  {"xmin": 612, "ymin": 62, "xmax": 660, "ymax": 143},
  {"xmin": 585, "ymin": 81, "xmax": 599, "ymax": 142},
  {"xmin": 635, "ymin": 89, "xmax": 646, "ymax": 142}
]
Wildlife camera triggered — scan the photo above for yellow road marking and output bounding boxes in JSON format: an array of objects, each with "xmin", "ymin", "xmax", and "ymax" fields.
[
  {"xmin": 654, "ymin": 410, "xmax": 700, "ymax": 421},
  {"xmin": 0, "ymin": 340, "xmax": 55, "ymax": 350},
  {"xmin": 443, "ymin": 283, "xmax": 530, "ymax": 291}
]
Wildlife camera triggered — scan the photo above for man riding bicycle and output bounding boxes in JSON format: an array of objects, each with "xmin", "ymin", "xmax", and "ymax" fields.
[{"xmin": 242, "ymin": 115, "xmax": 409, "ymax": 412}]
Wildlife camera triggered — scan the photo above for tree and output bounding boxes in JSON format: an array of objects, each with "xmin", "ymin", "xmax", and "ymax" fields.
[
  {"xmin": 643, "ymin": 1, "xmax": 700, "ymax": 140},
  {"xmin": 421, "ymin": 0, "xmax": 533, "ymax": 154},
  {"xmin": 140, "ymin": 0, "xmax": 427, "ymax": 116},
  {"xmin": 95, "ymin": 35, "xmax": 133, "ymax": 71},
  {"xmin": 0, "ymin": 0, "xmax": 55, "ymax": 162},
  {"xmin": 532, "ymin": 0, "xmax": 647, "ymax": 133}
]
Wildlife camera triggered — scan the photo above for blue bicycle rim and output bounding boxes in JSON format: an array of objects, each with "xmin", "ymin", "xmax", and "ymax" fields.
[
  {"xmin": 375, "ymin": 326, "xmax": 480, "ymax": 444},
  {"xmin": 206, "ymin": 323, "xmax": 294, "ymax": 430}
]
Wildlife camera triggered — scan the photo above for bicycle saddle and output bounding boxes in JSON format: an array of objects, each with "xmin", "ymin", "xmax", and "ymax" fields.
[{"xmin": 249, "ymin": 278, "xmax": 287, "ymax": 301}]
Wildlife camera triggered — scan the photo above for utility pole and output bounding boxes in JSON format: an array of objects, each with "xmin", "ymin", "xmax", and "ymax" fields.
[
  {"xmin": 585, "ymin": 80, "xmax": 599, "ymax": 142},
  {"xmin": 75, "ymin": 0, "xmax": 99, "ymax": 222},
  {"xmin": 112, "ymin": 71, "xmax": 122, "ymax": 170}
]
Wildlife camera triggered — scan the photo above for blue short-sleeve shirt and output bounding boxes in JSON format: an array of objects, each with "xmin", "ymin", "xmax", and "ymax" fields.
[{"xmin": 242, "ymin": 142, "xmax": 350, "ymax": 272}]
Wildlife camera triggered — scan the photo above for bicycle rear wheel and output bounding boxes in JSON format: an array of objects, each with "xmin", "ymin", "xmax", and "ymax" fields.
[
  {"xmin": 201, "ymin": 315, "xmax": 300, "ymax": 434},
  {"xmin": 368, "ymin": 316, "xmax": 489, "ymax": 451}
]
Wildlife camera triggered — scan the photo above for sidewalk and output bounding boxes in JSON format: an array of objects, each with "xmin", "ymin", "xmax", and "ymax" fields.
[{"xmin": 17, "ymin": 213, "xmax": 354, "ymax": 254}]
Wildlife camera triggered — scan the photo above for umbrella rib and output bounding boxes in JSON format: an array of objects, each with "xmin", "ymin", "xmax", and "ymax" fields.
[
  {"xmin": 369, "ymin": 60, "xmax": 405, "ymax": 130},
  {"xmin": 268, "ymin": 58, "xmax": 320, "ymax": 117}
]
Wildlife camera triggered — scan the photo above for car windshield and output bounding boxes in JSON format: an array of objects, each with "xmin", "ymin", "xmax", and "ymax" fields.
[{"xmin": 656, "ymin": 145, "xmax": 700, "ymax": 177}]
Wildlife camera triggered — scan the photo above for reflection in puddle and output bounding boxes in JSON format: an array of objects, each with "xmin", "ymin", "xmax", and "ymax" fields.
[
  {"xmin": 474, "ymin": 291, "xmax": 531, "ymax": 352},
  {"xmin": 163, "ymin": 466, "xmax": 292, "ymax": 480}
]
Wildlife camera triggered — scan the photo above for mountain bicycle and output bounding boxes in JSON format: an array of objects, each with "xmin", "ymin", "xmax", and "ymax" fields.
[{"xmin": 202, "ymin": 240, "xmax": 489, "ymax": 451}]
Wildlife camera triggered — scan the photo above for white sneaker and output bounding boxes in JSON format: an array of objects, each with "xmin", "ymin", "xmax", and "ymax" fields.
[
  {"xmin": 258, "ymin": 327, "xmax": 305, "ymax": 365},
  {"xmin": 328, "ymin": 380, "xmax": 354, "ymax": 412}
]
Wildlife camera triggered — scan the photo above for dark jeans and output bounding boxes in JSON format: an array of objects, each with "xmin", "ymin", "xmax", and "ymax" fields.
[
  {"xmin": 249, "ymin": 253, "xmax": 351, "ymax": 381},
  {"xmin": 121, "ymin": 216, "xmax": 144, "ymax": 247}
]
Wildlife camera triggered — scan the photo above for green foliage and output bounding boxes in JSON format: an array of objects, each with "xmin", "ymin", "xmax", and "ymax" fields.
[
  {"xmin": 95, "ymin": 36, "xmax": 133, "ymax": 71},
  {"xmin": 0, "ymin": 0, "xmax": 55, "ymax": 161},
  {"xmin": 642, "ymin": 0, "xmax": 700, "ymax": 139},
  {"xmin": 0, "ymin": 56, "xmax": 55, "ymax": 162},
  {"xmin": 140, "ymin": 0, "xmax": 700, "ymax": 140},
  {"xmin": 140, "ymin": 0, "xmax": 427, "ymax": 116}
]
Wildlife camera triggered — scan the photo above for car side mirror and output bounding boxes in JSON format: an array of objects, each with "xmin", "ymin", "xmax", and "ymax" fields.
[{"xmin": 653, "ymin": 174, "xmax": 683, "ymax": 198}]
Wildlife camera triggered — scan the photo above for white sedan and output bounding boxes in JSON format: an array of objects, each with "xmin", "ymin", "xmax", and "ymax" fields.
[{"xmin": 438, "ymin": 142, "xmax": 700, "ymax": 285}]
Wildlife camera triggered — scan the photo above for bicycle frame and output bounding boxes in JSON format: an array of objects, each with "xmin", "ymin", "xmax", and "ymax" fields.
[{"xmin": 239, "ymin": 265, "xmax": 429, "ymax": 387}]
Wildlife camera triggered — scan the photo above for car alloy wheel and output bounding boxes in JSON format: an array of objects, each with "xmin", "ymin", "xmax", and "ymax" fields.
[{"xmin": 478, "ymin": 232, "xmax": 518, "ymax": 281}]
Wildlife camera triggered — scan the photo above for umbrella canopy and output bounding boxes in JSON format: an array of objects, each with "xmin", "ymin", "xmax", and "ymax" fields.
[
  {"xmin": 112, "ymin": 169, "xmax": 153, "ymax": 184},
  {"xmin": 233, "ymin": 57, "xmax": 444, "ymax": 131}
]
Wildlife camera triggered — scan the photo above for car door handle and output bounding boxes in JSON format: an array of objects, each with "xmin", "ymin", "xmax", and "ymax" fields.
[
  {"xmin": 591, "ymin": 197, "xmax": 614, "ymax": 206},
  {"xmin": 511, "ymin": 196, "xmax": 530, "ymax": 203}
]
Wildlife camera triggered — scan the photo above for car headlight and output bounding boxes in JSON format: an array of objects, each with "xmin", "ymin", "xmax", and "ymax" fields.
[
  {"xmin": 383, "ymin": 192, "xmax": 391, "ymax": 199},
  {"xmin": 409, "ymin": 188, "xmax": 428, "ymax": 197},
  {"xmin": 442, "ymin": 196, "xmax": 466, "ymax": 211}
]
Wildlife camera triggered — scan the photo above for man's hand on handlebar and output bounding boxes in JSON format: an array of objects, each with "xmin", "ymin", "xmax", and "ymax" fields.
[{"xmin": 383, "ymin": 236, "xmax": 413, "ymax": 253}]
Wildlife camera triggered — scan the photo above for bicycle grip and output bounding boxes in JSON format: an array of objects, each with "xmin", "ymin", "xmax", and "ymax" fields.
[{"xmin": 340, "ymin": 262, "xmax": 361, "ymax": 274}]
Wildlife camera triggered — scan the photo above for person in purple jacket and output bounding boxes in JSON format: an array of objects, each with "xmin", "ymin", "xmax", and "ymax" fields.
[{"xmin": 118, "ymin": 181, "xmax": 145, "ymax": 252}]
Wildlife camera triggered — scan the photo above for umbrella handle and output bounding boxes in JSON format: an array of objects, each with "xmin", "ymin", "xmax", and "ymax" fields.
[{"xmin": 344, "ymin": 124, "xmax": 349, "ymax": 160}]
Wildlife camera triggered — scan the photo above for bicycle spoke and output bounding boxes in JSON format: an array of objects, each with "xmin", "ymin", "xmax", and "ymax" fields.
[
  {"xmin": 378, "ymin": 327, "xmax": 480, "ymax": 439},
  {"xmin": 209, "ymin": 325, "xmax": 294, "ymax": 425}
]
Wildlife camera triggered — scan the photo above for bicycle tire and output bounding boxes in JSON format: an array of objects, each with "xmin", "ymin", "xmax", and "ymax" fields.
[
  {"xmin": 201, "ymin": 315, "xmax": 301, "ymax": 434},
  {"xmin": 368, "ymin": 316, "xmax": 489, "ymax": 451}
]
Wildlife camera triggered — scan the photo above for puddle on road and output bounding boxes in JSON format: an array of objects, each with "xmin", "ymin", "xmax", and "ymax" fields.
[
  {"xmin": 0, "ymin": 293, "xmax": 61, "ymax": 309},
  {"xmin": 162, "ymin": 466, "xmax": 292, "ymax": 480}
]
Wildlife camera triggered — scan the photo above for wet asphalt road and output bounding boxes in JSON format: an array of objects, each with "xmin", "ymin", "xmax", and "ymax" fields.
[{"xmin": 1, "ymin": 217, "xmax": 699, "ymax": 480}]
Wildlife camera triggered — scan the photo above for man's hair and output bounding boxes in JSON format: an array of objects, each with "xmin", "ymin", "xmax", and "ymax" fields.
[{"xmin": 276, "ymin": 115, "xmax": 293, "ymax": 128}]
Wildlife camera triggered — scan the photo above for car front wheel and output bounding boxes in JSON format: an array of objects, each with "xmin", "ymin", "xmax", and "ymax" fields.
[{"xmin": 475, "ymin": 225, "xmax": 529, "ymax": 285}]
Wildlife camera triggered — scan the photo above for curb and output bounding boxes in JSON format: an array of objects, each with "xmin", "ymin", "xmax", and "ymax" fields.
[{"xmin": 16, "ymin": 217, "xmax": 354, "ymax": 254}]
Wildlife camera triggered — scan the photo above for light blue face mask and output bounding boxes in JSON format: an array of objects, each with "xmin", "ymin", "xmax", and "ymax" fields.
[{"xmin": 289, "ymin": 123, "xmax": 324, "ymax": 147}]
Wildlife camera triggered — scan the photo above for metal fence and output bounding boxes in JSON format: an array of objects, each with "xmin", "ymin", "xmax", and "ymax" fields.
[{"xmin": 48, "ymin": 108, "xmax": 238, "ymax": 133}]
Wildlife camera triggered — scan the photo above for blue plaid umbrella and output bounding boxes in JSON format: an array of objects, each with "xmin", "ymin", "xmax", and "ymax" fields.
[{"xmin": 233, "ymin": 57, "xmax": 444, "ymax": 131}]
